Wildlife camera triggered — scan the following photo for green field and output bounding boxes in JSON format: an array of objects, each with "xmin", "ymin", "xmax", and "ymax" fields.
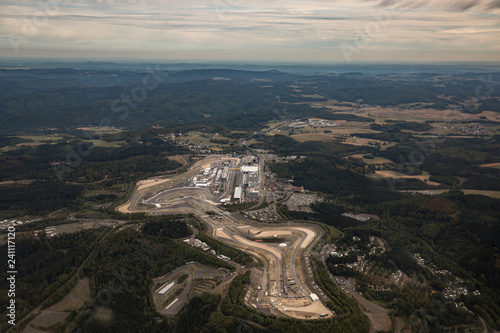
[
  {"xmin": 17, "ymin": 135, "xmax": 64, "ymax": 142},
  {"xmin": 84, "ymin": 140, "xmax": 126, "ymax": 148}
]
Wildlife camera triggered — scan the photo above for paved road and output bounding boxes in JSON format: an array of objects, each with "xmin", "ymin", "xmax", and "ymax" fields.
[
  {"xmin": 147, "ymin": 189, "xmax": 321, "ymax": 299},
  {"xmin": 152, "ymin": 263, "xmax": 235, "ymax": 317},
  {"xmin": 125, "ymin": 156, "xmax": 330, "ymax": 317},
  {"xmin": 123, "ymin": 155, "xmax": 238, "ymax": 212},
  {"xmin": 150, "ymin": 193, "xmax": 322, "ymax": 300},
  {"xmin": 220, "ymin": 159, "xmax": 239, "ymax": 200}
]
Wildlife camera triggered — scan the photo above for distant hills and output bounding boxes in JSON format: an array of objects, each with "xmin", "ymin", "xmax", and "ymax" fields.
[
  {"xmin": 2, "ymin": 59, "xmax": 500, "ymax": 73},
  {"xmin": 0, "ymin": 67, "xmax": 498, "ymax": 130}
]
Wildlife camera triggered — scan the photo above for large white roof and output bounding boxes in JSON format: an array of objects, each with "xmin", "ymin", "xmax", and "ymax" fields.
[
  {"xmin": 241, "ymin": 165, "xmax": 259, "ymax": 172},
  {"xmin": 234, "ymin": 186, "xmax": 242, "ymax": 199}
]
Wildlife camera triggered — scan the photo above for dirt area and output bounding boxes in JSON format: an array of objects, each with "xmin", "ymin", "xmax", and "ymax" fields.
[
  {"xmin": 214, "ymin": 228, "xmax": 231, "ymax": 240},
  {"xmin": 350, "ymin": 291, "xmax": 392, "ymax": 332},
  {"xmin": 22, "ymin": 278, "xmax": 90, "ymax": 333},
  {"xmin": 290, "ymin": 133, "xmax": 337, "ymax": 142},
  {"xmin": 116, "ymin": 201, "xmax": 133, "ymax": 213},
  {"xmin": 31, "ymin": 311, "xmax": 70, "ymax": 329},
  {"xmin": 459, "ymin": 190, "xmax": 500, "ymax": 199},
  {"xmin": 346, "ymin": 154, "xmax": 394, "ymax": 165},
  {"xmin": 480, "ymin": 162, "xmax": 500, "ymax": 169},
  {"xmin": 116, "ymin": 177, "xmax": 172, "ymax": 213},
  {"xmin": 343, "ymin": 137, "xmax": 389, "ymax": 147},
  {"xmin": 248, "ymin": 229, "xmax": 286, "ymax": 238},
  {"xmin": 232, "ymin": 234, "xmax": 282, "ymax": 260},
  {"xmin": 0, "ymin": 179, "xmax": 34, "ymax": 186},
  {"xmin": 21, "ymin": 326, "xmax": 45, "ymax": 333},
  {"xmin": 274, "ymin": 298, "xmax": 333, "ymax": 319},
  {"xmin": 166, "ymin": 155, "xmax": 188, "ymax": 165},
  {"xmin": 49, "ymin": 278, "xmax": 90, "ymax": 312},
  {"xmin": 243, "ymin": 226, "xmax": 315, "ymax": 251},
  {"xmin": 404, "ymin": 189, "xmax": 500, "ymax": 199},
  {"xmin": 136, "ymin": 178, "xmax": 171, "ymax": 191},
  {"xmin": 373, "ymin": 170, "xmax": 441, "ymax": 186},
  {"xmin": 293, "ymin": 227, "xmax": 316, "ymax": 249}
]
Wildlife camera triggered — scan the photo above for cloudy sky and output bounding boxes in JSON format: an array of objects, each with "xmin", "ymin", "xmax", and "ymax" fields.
[{"xmin": 0, "ymin": 0, "xmax": 499, "ymax": 63}]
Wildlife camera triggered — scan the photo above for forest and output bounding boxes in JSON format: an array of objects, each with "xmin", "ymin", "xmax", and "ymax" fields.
[
  {"xmin": 1, "ymin": 69, "xmax": 498, "ymax": 130},
  {"xmin": 65, "ymin": 217, "xmax": 233, "ymax": 333},
  {"xmin": 0, "ymin": 228, "xmax": 110, "ymax": 333}
]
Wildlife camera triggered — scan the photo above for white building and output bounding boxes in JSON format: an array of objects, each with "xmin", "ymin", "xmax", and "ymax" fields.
[
  {"xmin": 234, "ymin": 186, "xmax": 242, "ymax": 201},
  {"xmin": 158, "ymin": 282, "xmax": 175, "ymax": 294},
  {"xmin": 241, "ymin": 165, "xmax": 259, "ymax": 173}
]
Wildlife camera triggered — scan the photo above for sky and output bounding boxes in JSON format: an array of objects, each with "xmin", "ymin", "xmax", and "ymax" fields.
[{"xmin": 0, "ymin": 0, "xmax": 499, "ymax": 63}]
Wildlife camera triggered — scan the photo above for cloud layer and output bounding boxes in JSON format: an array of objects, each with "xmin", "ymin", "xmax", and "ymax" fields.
[{"xmin": 0, "ymin": 0, "xmax": 498, "ymax": 62}]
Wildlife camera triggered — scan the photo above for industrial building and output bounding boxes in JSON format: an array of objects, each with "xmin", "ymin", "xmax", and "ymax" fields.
[
  {"xmin": 234, "ymin": 186, "xmax": 243, "ymax": 202},
  {"xmin": 241, "ymin": 165, "xmax": 259, "ymax": 173},
  {"xmin": 247, "ymin": 172, "xmax": 259, "ymax": 187},
  {"xmin": 233, "ymin": 159, "xmax": 261, "ymax": 202},
  {"xmin": 247, "ymin": 189, "xmax": 259, "ymax": 198},
  {"xmin": 157, "ymin": 282, "xmax": 175, "ymax": 295}
]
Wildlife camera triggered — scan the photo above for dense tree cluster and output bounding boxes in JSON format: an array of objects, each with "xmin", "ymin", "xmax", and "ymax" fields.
[
  {"xmin": 72, "ymin": 228, "xmax": 232, "ymax": 332},
  {"xmin": 141, "ymin": 217, "xmax": 190, "ymax": 239},
  {"xmin": 0, "ymin": 228, "xmax": 109, "ymax": 332}
]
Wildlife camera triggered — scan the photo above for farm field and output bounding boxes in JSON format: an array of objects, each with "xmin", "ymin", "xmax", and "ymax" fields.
[
  {"xmin": 403, "ymin": 189, "xmax": 500, "ymax": 199},
  {"xmin": 350, "ymin": 107, "xmax": 500, "ymax": 123},
  {"xmin": 346, "ymin": 154, "xmax": 394, "ymax": 165},
  {"xmin": 290, "ymin": 133, "xmax": 337, "ymax": 142},
  {"xmin": 370, "ymin": 170, "xmax": 441, "ymax": 186},
  {"xmin": 17, "ymin": 135, "xmax": 64, "ymax": 142},
  {"xmin": 480, "ymin": 162, "xmax": 500, "ymax": 169},
  {"xmin": 83, "ymin": 139, "xmax": 126, "ymax": 147},
  {"xmin": 22, "ymin": 278, "xmax": 91, "ymax": 332}
]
